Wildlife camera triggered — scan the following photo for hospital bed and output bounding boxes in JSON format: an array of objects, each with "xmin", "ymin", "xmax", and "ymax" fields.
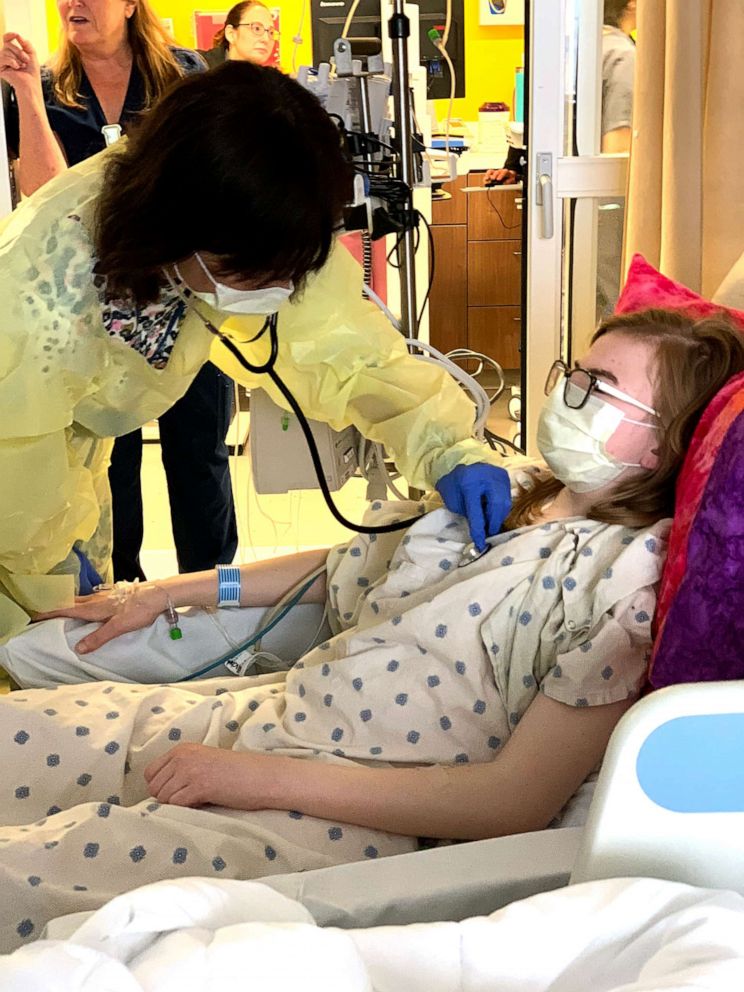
[
  {"xmin": 260, "ymin": 682, "xmax": 744, "ymax": 927},
  {"xmin": 23, "ymin": 680, "xmax": 744, "ymax": 989},
  {"xmin": 8, "ymin": 296, "xmax": 744, "ymax": 958},
  {"xmin": 256, "ymin": 362, "xmax": 744, "ymax": 927},
  {"xmin": 14, "ymin": 339, "xmax": 739, "ymax": 942},
  {"xmin": 1, "ymin": 360, "xmax": 737, "ymax": 975},
  {"xmin": 262, "ymin": 825, "xmax": 582, "ymax": 927},
  {"xmin": 3, "ymin": 349, "xmax": 742, "ymax": 990}
]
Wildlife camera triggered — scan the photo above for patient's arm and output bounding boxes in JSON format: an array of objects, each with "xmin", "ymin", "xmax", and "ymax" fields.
[
  {"xmin": 145, "ymin": 693, "xmax": 633, "ymax": 839},
  {"xmin": 35, "ymin": 548, "xmax": 329, "ymax": 654}
]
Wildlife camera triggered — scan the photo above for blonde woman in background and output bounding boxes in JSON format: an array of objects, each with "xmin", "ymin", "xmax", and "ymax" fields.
[
  {"xmin": 0, "ymin": 0, "xmax": 205, "ymax": 196},
  {"xmin": 201, "ymin": 1, "xmax": 279, "ymax": 68},
  {"xmin": 0, "ymin": 3, "xmax": 242, "ymax": 595}
]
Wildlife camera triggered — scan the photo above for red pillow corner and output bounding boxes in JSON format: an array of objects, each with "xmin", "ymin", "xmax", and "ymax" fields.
[{"xmin": 616, "ymin": 254, "xmax": 744, "ymax": 330}]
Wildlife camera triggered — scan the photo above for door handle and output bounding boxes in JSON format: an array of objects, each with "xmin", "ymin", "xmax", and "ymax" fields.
[{"xmin": 535, "ymin": 152, "xmax": 554, "ymax": 239}]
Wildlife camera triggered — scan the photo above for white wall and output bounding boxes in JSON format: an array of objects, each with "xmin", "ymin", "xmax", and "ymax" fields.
[{"xmin": 0, "ymin": 0, "xmax": 50, "ymax": 60}]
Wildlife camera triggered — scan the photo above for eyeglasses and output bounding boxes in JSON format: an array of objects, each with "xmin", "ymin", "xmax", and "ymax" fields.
[
  {"xmin": 544, "ymin": 360, "xmax": 658, "ymax": 417},
  {"xmin": 237, "ymin": 21, "xmax": 279, "ymax": 40}
]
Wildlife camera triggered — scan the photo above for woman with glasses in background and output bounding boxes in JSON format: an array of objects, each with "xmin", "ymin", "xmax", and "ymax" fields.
[{"xmin": 201, "ymin": 1, "xmax": 279, "ymax": 69}]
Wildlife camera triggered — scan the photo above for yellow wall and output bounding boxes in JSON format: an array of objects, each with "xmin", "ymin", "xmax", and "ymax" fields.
[
  {"xmin": 435, "ymin": 0, "xmax": 523, "ymax": 121},
  {"xmin": 45, "ymin": 0, "xmax": 521, "ymax": 121},
  {"xmin": 45, "ymin": 1, "xmax": 57, "ymax": 52}
]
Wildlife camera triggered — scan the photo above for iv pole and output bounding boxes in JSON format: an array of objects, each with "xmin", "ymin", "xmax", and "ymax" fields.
[{"xmin": 387, "ymin": 0, "xmax": 419, "ymax": 339}]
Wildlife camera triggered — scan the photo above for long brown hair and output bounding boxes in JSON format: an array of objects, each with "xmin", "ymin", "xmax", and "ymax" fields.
[
  {"xmin": 50, "ymin": 0, "xmax": 183, "ymax": 110},
  {"xmin": 212, "ymin": 1, "xmax": 269, "ymax": 51},
  {"xmin": 506, "ymin": 309, "xmax": 744, "ymax": 530}
]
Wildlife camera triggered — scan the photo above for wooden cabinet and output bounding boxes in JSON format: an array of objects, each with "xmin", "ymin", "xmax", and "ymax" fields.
[
  {"xmin": 468, "ymin": 307, "xmax": 521, "ymax": 369},
  {"xmin": 429, "ymin": 225, "xmax": 468, "ymax": 355},
  {"xmin": 467, "ymin": 241, "xmax": 522, "ymax": 306},
  {"xmin": 429, "ymin": 171, "xmax": 523, "ymax": 370},
  {"xmin": 431, "ymin": 172, "xmax": 467, "ymax": 225},
  {"xmin": 467, "ymin": 179, "xmax": 522, "ymax": 241}
]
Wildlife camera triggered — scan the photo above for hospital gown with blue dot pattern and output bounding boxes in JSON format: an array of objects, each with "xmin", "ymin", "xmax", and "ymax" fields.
[{"xmin": 0, "ymin": 502, "xmax": 668, "ymax": 950}]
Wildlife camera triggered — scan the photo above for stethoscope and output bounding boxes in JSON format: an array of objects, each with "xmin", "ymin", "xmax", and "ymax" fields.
[
  {"xmin": 206, "ymin": 309, "xmax": 279, "ymax": 377},
  {"xmin": 167, "ymin": 273, "xmax": 425, "ymax": 537},
  {"xmin": 166, "ymin": 268, "xmax": 279, "ymax": 377}
]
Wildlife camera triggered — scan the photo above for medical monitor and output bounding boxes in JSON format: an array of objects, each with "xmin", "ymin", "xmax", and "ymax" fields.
[{"xmin": 311, "ymin": 0, "xmax": 465, "ymax": 100}]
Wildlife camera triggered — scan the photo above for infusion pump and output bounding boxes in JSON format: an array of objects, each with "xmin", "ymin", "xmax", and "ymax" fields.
[{"xmin": 249, "ymin": 389, "xmax": 360, "ymax": 494}]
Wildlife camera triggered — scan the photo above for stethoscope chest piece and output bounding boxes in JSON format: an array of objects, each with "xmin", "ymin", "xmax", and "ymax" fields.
[{"xmin": 458, "ymin": 542, "xmax": 491, "ymax": 568}]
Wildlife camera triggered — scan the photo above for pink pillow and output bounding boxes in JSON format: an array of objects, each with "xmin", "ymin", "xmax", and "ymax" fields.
[
  {"xmin": 613, "ymin": 257, "xmax": 744, "ymax": 689},
  {"xmin": 616, "ymin": 254, "xmax": 744, "ymax": 329}
]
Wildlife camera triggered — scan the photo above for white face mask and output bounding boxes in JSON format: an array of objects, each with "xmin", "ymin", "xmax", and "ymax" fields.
[
  {"xmin": 179, "ymin": 253, "xmax": 293, "ymax": 315},
  {"xmin": 537, "ymin": 383, "xmax": 658, "ymax": 493}
]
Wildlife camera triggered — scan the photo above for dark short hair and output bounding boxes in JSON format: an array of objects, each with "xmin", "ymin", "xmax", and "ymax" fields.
[
  {"xmin": 94, "ymin": 62, "xmax": 353, "ymax": 304},
  {"xmin": 603, "ymin": 0, "xmax": 632, "ymax": 27}
]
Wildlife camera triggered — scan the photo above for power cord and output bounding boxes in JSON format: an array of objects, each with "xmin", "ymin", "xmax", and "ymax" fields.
[
  {"xmin": 486, "ymin": 187, "xmax": 522, "ymax": 229},
  {"xmin": 182, "ymin": 569, "xmax": 324, "ymax": 680},
  {"xmin": 484, "ymin": 427, "xmax": 522, "ymax": 454},
  {"xmin": 417, "ymin": 212, "xmax": 435, "ymax": 332}
]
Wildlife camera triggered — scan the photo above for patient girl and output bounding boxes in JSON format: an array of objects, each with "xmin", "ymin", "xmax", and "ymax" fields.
[{"xmin": 0, "ymin": 308, "xmax": 741, "ymax": 950}]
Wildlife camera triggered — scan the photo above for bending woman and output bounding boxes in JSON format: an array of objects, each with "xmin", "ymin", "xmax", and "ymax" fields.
[
  {"xmin": 0, "ymin": 5, "xmax": 240, "ymax": 587},
  {"xmin": 0, "ymin": 61, "xmax": 510, "ymax": 644},
  {"xmin": 0, "ymin": 309, "xmax": 741, "ymax": 950}
]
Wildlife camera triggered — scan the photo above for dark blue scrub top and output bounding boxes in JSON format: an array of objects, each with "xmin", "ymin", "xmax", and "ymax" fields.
[{"xmin": 2, "ymin": 47, "xmax": 204, "ymax": 166}]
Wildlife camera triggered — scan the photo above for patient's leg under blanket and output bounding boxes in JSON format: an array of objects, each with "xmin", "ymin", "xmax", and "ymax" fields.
[{"xmin": 0, "ymin": 679, "xmax": 414, "ymax": 952}]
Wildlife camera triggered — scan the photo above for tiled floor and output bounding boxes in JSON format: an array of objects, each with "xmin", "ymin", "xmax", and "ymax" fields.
[{"xmin": 140, "ymin": 379, "xmax": 522, "ymax": 580}]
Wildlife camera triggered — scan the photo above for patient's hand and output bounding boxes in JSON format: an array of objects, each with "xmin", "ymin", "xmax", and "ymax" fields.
[
  {"xmin": 144, "ymin": 742, "xmax": 275, "ymax": 810},
  {"xmin": 34, "ymin": 584, "xmax": 169, "ymax": 654}
]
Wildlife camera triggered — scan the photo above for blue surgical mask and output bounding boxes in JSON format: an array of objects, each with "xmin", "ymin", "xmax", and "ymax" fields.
[{"xmin": 178, "ymin": 253, "xmax": 293, "ymax": 315}]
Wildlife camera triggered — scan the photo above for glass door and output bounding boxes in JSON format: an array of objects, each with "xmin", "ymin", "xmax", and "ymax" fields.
[
  {"xmin": 424, "ymin": 3, "xmax": 527, "ymax": 453},
  {"xmin": 523, "ymin": 0, "xmax": 631, "ymax": 453}
]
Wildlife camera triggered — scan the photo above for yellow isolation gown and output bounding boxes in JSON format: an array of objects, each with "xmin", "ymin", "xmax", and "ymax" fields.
[{"xmin": 0, "ymin": 151, "xmax": 502, "ymax": 642}]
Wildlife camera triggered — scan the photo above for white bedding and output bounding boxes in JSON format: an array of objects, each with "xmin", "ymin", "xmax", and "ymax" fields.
[{"xmin": 2, "ymin": 875, "xmax": 743, "ymax": 991}]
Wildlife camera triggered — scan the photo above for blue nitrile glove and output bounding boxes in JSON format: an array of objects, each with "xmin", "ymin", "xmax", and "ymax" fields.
[
  {"xmin": 72, "ymin": 547, "xmax": 104, "ymax": 596},
  {"xmin": 435, "ymin": 464, "xmax": 512, "ymax": 552}
]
